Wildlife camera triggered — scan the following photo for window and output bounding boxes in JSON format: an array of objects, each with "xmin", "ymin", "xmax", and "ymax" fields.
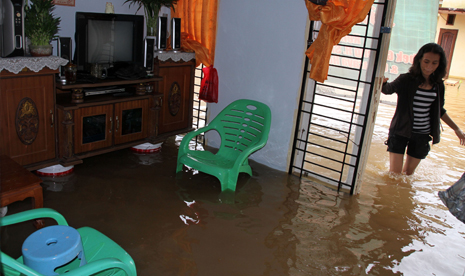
[{"xmin": 446, "ymin": 14, "xmax": 456, "ymax": 25}]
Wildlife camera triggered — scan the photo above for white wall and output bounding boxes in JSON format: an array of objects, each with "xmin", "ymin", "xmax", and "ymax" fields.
[
  {"xmin": 210, "ymin": 0, "xmax": 308, "ymax": 171},
  {"xmin": 54, "ymin": 1, "xmax": 137, "ymax": 36}
]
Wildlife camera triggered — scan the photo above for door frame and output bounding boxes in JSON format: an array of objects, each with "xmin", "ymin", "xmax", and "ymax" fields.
[{"xmin": 438, "ymin": 28, "xmax": 458, "ymax": 79}]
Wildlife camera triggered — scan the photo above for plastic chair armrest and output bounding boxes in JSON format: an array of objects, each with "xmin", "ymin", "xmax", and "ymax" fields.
[
  {"xmin": 0, "ymin": 208, "xmax": 68, "ymax": 227},
  {"xmin": 61, "ymin": 258, "xmax": 135, "ymax": 276},
  {"xmin": 0, "ymin": 252, "xmax": 44, "ymax": 276},
  {"xmin": 180, "ymin": 125, "xmax": 215, "ymax": 152}
]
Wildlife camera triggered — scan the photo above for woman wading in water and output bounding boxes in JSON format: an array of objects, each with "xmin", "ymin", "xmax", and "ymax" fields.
[{"xmin": 382, "ymin": 43, "xmax": 465, "ymax": 175}]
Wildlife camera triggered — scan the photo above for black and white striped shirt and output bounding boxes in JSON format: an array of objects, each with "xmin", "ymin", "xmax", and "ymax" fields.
[{"xmin": 412, "ymin": 87, "xmax": 437, "ymax": 134}]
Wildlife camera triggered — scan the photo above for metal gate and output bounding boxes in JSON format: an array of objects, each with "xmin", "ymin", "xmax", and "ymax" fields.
[
  {"xmin": 176, "ymin": 64, "xmax": 208, "ymax": 148},
  {"xmin": 193, "ymin": 64, "xmax": 208, "ymax": 133},
  {"xmin": 289, "ymin": 0, "xmax": 395, "ymax": 194}
]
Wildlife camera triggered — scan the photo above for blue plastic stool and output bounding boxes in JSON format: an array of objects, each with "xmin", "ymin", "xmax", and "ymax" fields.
[{"xmin": 22, "ymin": 225, "xmax": 86, "ymax": 275}]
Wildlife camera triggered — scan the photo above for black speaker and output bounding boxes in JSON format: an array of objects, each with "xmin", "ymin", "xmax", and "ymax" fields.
[
  {"xmin": 157, "ymin": 16, "xmax": 167, "ymax": 50},
  {"xmin": 171, "ymin": 18, "xmax": 181, "ymax": 50},
  {"xmin": 1, "ymin": 0, "xmax": 26, "ymax": 57},
  {"xmin": 144, "ymin": 36, "xmax": 155, "ymax": 72},
  {"xmin": 58, "ymin": 37, "xmax": 72, "ymax": 61},
  {"xmin": 58, "ymin": 37, "xmax": 72, "ymax": 76}
]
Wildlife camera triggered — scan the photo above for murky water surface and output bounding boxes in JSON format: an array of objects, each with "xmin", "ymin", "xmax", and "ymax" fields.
[
  {"xmin": 288, "ymin": 85, "xmax": 465, "ymax": 275},
  {"xmin": 5, "ymin": 87, "xmax": 465, "ymax": 276},
  {"xmin": 165, "ymin": 86, "xmax": 465, "ymax": 275}
]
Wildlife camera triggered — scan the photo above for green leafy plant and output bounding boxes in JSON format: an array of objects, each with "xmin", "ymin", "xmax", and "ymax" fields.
[
  {"xmin": 25, "ymin": 0, "xmax": 61, "ymax": 46},
  {"xmin": 124, "ymin": 0, "xmax": 177, "ymax": 18},
  {"xmin": 124, "ymin": 0, "xmax": 177, "ymax": 36}
]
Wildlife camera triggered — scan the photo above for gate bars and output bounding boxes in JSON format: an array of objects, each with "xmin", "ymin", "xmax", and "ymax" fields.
[{"xmin": 289, "ymin": 1, "xmax": 392, "ymax": 194}]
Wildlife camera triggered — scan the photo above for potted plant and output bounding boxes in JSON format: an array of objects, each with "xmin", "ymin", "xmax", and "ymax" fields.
[
  {"xmin": 25, "ymin": 0, "xmax": 61, "ymax": 57},
  {"xmin": 124, "ymin": 0, "xmax": 177, "ymax": 37}
]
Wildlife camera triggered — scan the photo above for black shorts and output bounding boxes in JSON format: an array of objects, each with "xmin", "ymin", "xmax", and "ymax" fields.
[{"xmin": 384, "ymin": 133, "xmax": 432, "ymax": 159}]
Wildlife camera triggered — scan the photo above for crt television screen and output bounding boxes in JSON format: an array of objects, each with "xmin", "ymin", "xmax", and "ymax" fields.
[
  {"xmin": 87, "ymin": 19, "xmax": 133, "ymax": 64},
  {"xmin": 74, "ymin": 12, "xmax": 144, "ymax": 73}
]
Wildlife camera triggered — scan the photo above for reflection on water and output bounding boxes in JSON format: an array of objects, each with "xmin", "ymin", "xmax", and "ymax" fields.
[
  {"xmin": 39, "ymin": 172, "xmax": 77, "ymax": 192},
  {"xmin": 129, "ymin": 151, "xmax": 164, "ymax": 166}
]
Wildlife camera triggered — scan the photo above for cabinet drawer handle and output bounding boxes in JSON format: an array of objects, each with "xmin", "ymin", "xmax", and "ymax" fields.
[
  {"xmin": 50, "ymin": 109, "xmax": 54, "ymax": 127},
  {"xmin": 109, "ymin": 117, "xmax": 113, "ymax": 134},
  {"xmin": 116, "ymin": 116, "xmax": 119, "ymax": 132}
]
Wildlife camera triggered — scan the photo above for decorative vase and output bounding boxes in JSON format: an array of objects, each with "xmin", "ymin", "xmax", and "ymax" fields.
[
  {"xmin": 145, "ymin": 8, "xmax": 159, "ymax": 37},
  {"xmin": 30, "ymin": 44, "xmax": 53, "ymax": 57}
]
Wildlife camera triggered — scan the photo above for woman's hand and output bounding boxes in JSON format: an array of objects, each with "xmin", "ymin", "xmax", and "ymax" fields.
[
  {"xmin": 441, "ymin": 113, "xmax": 465, "ymax": 145},
  {"xmin": 455, "ymin": 128, "xmax": 465, "ymax": 146},
  {"xmin": 383, "ymin": 77, "xmax": 389, "ymax": 83}
]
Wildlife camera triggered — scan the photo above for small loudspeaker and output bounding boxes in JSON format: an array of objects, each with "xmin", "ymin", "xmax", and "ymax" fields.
[
  {"xmin": 58, "ymin": 37, "xmax": 72, "ymax": 61},
  {"xmin": 1, "ymin": 0, "xmax": 26, "ymax": 57},
  {"xmin": 171, "ymin": 18, "xmax": 181, "ymax": 51},
  {"xmin": 58, "ymin": 37, "xmax": 72, "ymax": 75},
  {"xmin": 144, "ymin": 36, "xmax": 155, "ymax": 72},
  {"xmin": 157, "ymin": 16, "xmax": 168, "ymax": 50}
]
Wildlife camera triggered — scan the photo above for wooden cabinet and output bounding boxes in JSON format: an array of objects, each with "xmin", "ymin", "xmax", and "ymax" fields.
[
  {"xmin": 155, "ymin": 59, "xmax": 195, "ymax": 135},
  {"xmin": 0, "ymin": 69, "xmax": 57, "ymax": 166},
  {"xmin": 0, "ymin": 55, "xmax": 195, "ymax": 169},
  {"xmin": 74, "ymin": 99, "xmax": 149, "ymax": 154},
  {"xmin": 56, "ymin": 78, "xmax": 162, "ymax": 165}
]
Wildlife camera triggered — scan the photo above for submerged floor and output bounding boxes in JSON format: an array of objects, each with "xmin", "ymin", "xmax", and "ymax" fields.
[{"xmin": 2, "ymin": 129, "xmax": 465, "ymax": 275}]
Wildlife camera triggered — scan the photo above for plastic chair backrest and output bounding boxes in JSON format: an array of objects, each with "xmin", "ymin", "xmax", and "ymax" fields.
[{"xmin": 210, "ymin": 99, "xmax": 271, "ymax": 159}]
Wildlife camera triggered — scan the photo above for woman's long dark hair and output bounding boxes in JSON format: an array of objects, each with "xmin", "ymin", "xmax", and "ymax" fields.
[{"xmin": 408, "ymin": 43, "xmax": 447, "ymax": 84}]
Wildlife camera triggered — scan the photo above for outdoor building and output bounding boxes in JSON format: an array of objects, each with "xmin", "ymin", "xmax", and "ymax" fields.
[
  {"xmin": 437, "ymin": 0, "xmax": 465, "ymax": 81},
  {"xmin": 381, "ymin": 0, "xmax": 442, "ymax": 103}
]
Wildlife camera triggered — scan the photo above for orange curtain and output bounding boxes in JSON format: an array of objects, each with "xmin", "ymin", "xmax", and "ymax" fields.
[
  {"xmin": 305, "ymin": 0, "xmax": 374, "ymax": 83},
  {"xmin": 171, "ymin": 0, "xmax": 218, "ymax": 67}
]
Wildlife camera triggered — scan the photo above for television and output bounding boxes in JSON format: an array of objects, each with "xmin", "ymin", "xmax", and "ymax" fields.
[{"xmin": 74, "ymin": 12, "xmax": 145, "ymax": 75}]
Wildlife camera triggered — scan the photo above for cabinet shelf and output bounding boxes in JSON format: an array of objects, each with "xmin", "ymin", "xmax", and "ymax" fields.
[
  {"xmin": 56, "ymin": 76, "xmax": 163, "ymax": 90},
  {"xmin": 56, "ymin": 92, "xmax": 162, "ymax": 110}
]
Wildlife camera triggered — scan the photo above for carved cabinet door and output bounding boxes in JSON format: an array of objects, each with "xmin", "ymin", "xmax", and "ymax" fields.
[
  {"xmin": 74, "ymin": 104, "xmax": 114, "ymax": 154},
  {"xmin": 0, "ymin": 73, "xmax": 56, "ymax": 165},
  {"xmin": 114, "ymin": 99, "xmax": 149, "ymax": 145},
  {"xmin": 157, "ymin": 60, "xmax": 194, "ymax": 134}
]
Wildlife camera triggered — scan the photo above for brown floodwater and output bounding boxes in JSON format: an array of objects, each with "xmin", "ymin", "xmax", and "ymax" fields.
[
  {"xmin": 349, "ymin": 84, "xmax": 465, "ymax": 275},
  {"xmin": 2, "ymin": 86, "xmax": 465, "ymax": 276},
  {"xmin": 278, "ymin": 84, "xmax": 465, "ymax": 275}
]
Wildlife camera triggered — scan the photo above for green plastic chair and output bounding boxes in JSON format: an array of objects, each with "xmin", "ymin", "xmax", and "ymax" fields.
[
  {"xmin": 176, "ymin": 99, "xmax": 271, "ymax": 192},
  {"xmin": 0, "ymin": 208, "xmax": 137, "ymax": 276}
]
